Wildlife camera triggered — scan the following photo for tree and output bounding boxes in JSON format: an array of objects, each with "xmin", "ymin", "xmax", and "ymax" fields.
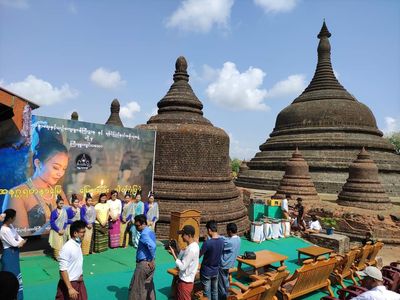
[
  {"xmin": 387, "ymin": 132, "xmax": 400, "ymax": 154},
  {"xmin": 231, "ymin": 158, "xmax": 242, "ymax": 174}
]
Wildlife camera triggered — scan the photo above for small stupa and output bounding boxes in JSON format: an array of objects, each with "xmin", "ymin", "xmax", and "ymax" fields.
[
  {"xmin": 105, "ymin": 99, "xmax": 123, "ymax": 127},
  {"xmin": 274, "ymin": 148, "xmax": 320, "ymax": 201},
  {"xmin": 71, "ymin": 111, "xmax": 79, "ymax": 120},
  {"xmin": 337, "ymin": 147, "xmax": 391, "ymax": 210}
]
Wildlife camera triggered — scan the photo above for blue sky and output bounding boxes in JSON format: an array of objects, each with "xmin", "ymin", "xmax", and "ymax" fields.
[{"xmin": 1, "ymin": 0, "xmax": 399, "ymax": 159}]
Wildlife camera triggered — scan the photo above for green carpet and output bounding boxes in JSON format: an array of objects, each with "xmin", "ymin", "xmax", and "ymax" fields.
[{"xmin": 19, "ymin": 237, "xmax": 353, "ymax": 299}]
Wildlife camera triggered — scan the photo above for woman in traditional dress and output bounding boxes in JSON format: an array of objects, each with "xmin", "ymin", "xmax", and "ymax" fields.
[
  {"xmin": 130, "ymin": 191, "xmax": 144, "ymax": 248},
  {"xmin": 144, "ymin": 191, "xmax": 159, "ymax": 231},
  {"xmin": 94, "ymin": 193, "xmax": 109, "ymax": 252},
  {"xmin": 0, "ymin": 209, "xmax": 26, "ymax": 300},
  {"xmin": 66, "ymin": 194, "xmax": 81, "ymax": 240},
  {"xmin": 107, "ymin": 190, "xmax": 122, "ymax": 248},
  {"xmin": 119, "ymin": 192, "xmax": 134, "ymax": 247},
  {"xmin": 81, "ymin": 193, "xmax": 96, "ymax": 255},
  {"xmin": 2, "ymin": 128, "xmax": 69, "ymax": 235},
  {"xmin": 48, "ymin": 195, "xmax": 67, "ymax": 260}
]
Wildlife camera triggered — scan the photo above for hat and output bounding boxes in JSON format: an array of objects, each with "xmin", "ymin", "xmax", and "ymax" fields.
[
  {"xmin": 357, "ymin": 266, "xmax": 383, "ymax": 281},
  {"xmin": 177, "ymin": 225, "xmax": 195, "ymax": 236}
]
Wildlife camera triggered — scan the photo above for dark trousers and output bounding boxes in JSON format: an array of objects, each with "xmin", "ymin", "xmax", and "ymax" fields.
[{"xmin": 128, "ymin": 261, "xmax": 156, "ymax": 300}]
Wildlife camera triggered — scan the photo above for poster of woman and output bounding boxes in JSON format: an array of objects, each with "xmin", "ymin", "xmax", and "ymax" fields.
[{"xmin": 0, "ymin": 115, "xmax": 155, "ymax": 237}]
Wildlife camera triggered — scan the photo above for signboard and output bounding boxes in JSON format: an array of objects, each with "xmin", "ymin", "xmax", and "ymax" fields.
[{"xmin": 0, "ymin": 115, "xmax": 156, "ymax": 236}]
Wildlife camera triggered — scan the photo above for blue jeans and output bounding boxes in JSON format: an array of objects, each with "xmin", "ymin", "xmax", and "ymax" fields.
[
  {"xmin": 218, "ymin": 268, "xmax": 229, "ymax": 300},
  {"xmin": 201, "ymin": 273, "xmax": 218, "ymax": 300}
]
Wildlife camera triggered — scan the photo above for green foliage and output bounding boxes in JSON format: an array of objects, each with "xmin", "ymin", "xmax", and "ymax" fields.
[
  {"xmin": 387, "ymin": 132, "xmax": 400, "ymax": 154},
  {"xmin": 321, "ymin": 217, "xmax": 337, "ymax": 228},
  {"xmin": 231, "ymin": 158, "xmax": 242, "ymax": 174}
]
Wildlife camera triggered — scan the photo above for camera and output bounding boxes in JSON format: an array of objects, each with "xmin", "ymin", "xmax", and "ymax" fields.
[{"xmin": 164, "ymin": 239, "xmax": 178, "ymax": 252}]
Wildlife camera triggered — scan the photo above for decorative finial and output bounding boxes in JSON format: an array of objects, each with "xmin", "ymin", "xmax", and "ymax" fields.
[
  {"xmin": 71, "ymin": 111, "xmax": 79, "ymax": 120},
  {"xmin": 173, "ymin": 56, "xmax": 189, "ymax": 82},
  {"xmin": 318, "ymin": 20, "xmax": 331, "ymax": 39},
  {"xmin": 111, "ymin": 99, "xmax": 120, "ymax": 113},
  {"xmin": 175, "ymin": 56, "xmax": 188, "ymax": 72}
]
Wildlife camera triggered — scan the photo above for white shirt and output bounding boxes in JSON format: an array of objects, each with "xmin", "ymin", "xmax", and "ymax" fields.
[
  {"xmin": 0, "ymin": 224, "xmax": 23, "ymax": 249},
  {"xmin": 353, "ymin": 285, "xmax": 400, "ymax": 300},
  {"xmin": 281, "ymin": 198, "xmax": 289, "ymax": 212},
  {"xmin": 59, "ymin": 238, "xmax": 83, "ymax": 281},
  {"xmin": 309, "ymin": 220, "xmax": 322, "ymax": 231},
  {"xmin": 175, "ymin": 242, "xmax": 200, "ymax": 283},
  {"xmin": 107, "ymin": 199, "xmax": 122, "ymax": 219}
]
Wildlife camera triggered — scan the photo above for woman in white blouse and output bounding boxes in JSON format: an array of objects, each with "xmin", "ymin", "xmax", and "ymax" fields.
[{"xmin": 0, "ymin": 209, "xmax": 26, "ymax": 300}]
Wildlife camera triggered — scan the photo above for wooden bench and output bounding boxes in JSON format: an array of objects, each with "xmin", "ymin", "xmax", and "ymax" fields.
[{"xmin": 333, "ymin": 248, "xmax": 359, "ymax": 288}]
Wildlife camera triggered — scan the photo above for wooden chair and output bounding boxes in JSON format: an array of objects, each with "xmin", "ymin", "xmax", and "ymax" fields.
[
  {"xmin": 228, "ymin": 280, "xmax": 269, "ymax": 300},
  {"xmin": 280, "ymin": 256, "xmax": 337, "ymax": 300},
  {"xmin": 333, "ymin": 248, "xmax": 360, "ymax": 288},
  {"xmin": 366, "ymin": 241, "xmax": 384, "ymax": 267},
  {"xmin": 353, "ymin": 242, "xmax": 373, "ymax": 278},
  {"xmin": 250, "ymin": 266, "xmax": 290, "ymax": 300}
]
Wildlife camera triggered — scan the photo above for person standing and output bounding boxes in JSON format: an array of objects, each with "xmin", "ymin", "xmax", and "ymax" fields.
[
  {"xmin": 169, "ymin": 225, "xmax": 200, "ymax": 300},
  {"xmin": 49, "ymin": 195, "xmax": 68, "ymax": 260},
  {"xmin": 55, "ymin": 220, "xmax": 88, "ymax": 300},
  {"xmin": 294, "ymin": 197, "xmax": 306, "ymax": 231},
  {"xmin": 107, "ymin": 190, "xmax": 122, "ymax": 248},
  {"xmin": 130, "ymin": 192, "xmax": 144, "ymax": 248},
  {"xmin": 0, "ymin": 209, "xmax": 26, "ymax": 300},
  {"xmin": 94, "ymin": 193, "xmax": 110, "ymax": 253},
  {"xmin": 80, "ymin": 193, "xmax": 96, "ymax": 255},
  {"xmin": 199, "ymin": 220, "xmax": 224, "ymax": 300},
  {"xmin": 120, "ymin": 192, "xmax": 134, "ymax": 248},
  {"xmin": 218, "ymin": 223, "xmax": 241, "ymax": 300},
  {"xmin": 128, "ymin": 214, "xmax": 156, "ymax": 300},
  {"xmin": 66, "ymin": 194, "xmax": 81, "ymax": 240},
  {"xmin": 144, "ymin": 191, "xmax": 159, "ymax": 232}
]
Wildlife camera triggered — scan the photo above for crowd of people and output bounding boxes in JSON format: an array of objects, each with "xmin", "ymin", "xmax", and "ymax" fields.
[{"xmin": 48, "ymin": 190, "xmax": 159, "ymax": 259}]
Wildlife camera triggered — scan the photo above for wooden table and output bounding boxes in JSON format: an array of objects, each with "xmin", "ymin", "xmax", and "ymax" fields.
[
  {"xmin": 236, "ymin": 250, "xmax": 288, "ymax": 278},
  {"xmin": 297, "ymin": 245, "xmax": 334, "ymax": 264}
]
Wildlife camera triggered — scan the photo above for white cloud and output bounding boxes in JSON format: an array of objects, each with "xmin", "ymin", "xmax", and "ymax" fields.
[
  {"xmin": 2, "ymin": 75, "xmax": 78, "ymax": 106},
  {"xmin": 266, "ymin": 74, "xmax": 306, "ymax": 99},
  {"xmin": 0, "ymin": 0, "xmax": 29, "ymax": 9},
  {"xmin": 120, "ymin": 101, "xmax": 141, "ymax": 119},
  {"xmin": 228, "ymin": 132, "xmax": 257, "ymax": 160},
  {"xmin": 206, "ymin": 62, "xmax": 269, "ymax": 111},
  {"xmin": 192, "ymin": 64, "xmax": 219, "ymax": 82},
  {"xmin": 166, "ymin": 0, "xmax": 234, "ymax": 33},
  {"xmin": 90, "ymin": 67, "xmax": 126, "ymax": 89},
  {"xmin": 383, "ymin": 116, "xmax": 400, "ymax": 135},
  {"xmin": 254, "ymin": 0, "xmax": 298, "ymax": 13}
]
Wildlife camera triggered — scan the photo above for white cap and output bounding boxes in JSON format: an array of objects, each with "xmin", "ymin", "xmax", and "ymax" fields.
[{"xmin": 357, "ymin": 266, "xmax": 383, "ymax": 281}]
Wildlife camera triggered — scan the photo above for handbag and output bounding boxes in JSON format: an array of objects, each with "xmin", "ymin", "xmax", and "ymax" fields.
[{"xmin": 243, "ymin": 251, "xmax": 256, "ymax": 260}]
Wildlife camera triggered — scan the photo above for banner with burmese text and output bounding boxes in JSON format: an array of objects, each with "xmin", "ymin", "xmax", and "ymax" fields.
[{"xmin": 0, "ymin": 115, "xmax": 155, "ymax": 236}]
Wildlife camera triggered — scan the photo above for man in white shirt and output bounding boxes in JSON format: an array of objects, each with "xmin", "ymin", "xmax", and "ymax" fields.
[
  {"xmin": 56, "ymin": 220, "xmax": 87, "ymax": 300},
  {"xmin": 353, "ymin": 266, "xmax": 400, "ymax": 300},
  {"xmin": 169, "ymin": 225, "xmax": 200, "ymax": 300},
  {"xmin": 306, "ymin": 214, "xmax": 322, "ymax": 233}
]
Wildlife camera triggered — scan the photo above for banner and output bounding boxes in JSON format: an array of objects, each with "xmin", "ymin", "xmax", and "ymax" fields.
[{"xmin": 0, "ymin": 115, "xmax": 156, "ymax": 236}]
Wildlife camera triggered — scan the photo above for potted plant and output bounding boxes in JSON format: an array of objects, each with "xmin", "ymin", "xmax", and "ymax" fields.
[{"xmin": 321, "ymin": 217, "xmax": 337, "ymax": 235}]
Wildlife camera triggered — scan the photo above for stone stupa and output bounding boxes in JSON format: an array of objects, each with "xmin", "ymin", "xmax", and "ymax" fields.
[
  {"xmin": 105, "ymin": 99, "xmax": 124, "ymax": 127},
  {"xmin": 337, "ymin": 147, "xmax": 391, "ymax": 210},
  {"xmin": 274, "ymin": 148, "xmax": 320, "ymax": 201},
  {"xmin": 236, "ymin": 21, "xmax": 400, "ymax": 196},
  {"xmin": 137, "ymin": 56, "xmax": 249, "ymax": 238}
]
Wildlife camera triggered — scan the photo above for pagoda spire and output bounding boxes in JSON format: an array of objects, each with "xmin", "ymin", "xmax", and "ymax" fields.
[{"xmin": 301, "ymin": 20, "xmax": 346, "ymax": 94}]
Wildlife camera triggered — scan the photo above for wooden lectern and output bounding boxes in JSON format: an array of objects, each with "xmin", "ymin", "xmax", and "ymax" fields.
[{"xmin": 169, "ymin": 210, "xmax": 201, "ymax": 250}]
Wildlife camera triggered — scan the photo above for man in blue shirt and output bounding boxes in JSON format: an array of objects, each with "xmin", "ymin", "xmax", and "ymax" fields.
[
  {"xmin": 218, "ymin": 223, "xmax": 241, "ymax": 300},
  {"xmin": 199, "ymin": 220, "xmax": 224, "ymax": 300},
  {"xmin": 128, "ymin": 214, "xmax": 156, "ymax": 300}
]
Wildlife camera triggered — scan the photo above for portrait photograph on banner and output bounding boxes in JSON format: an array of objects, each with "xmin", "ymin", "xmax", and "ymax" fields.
[{"xmin": 0, "ymin": 115, "xmax": 156, "ymax": 236}]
